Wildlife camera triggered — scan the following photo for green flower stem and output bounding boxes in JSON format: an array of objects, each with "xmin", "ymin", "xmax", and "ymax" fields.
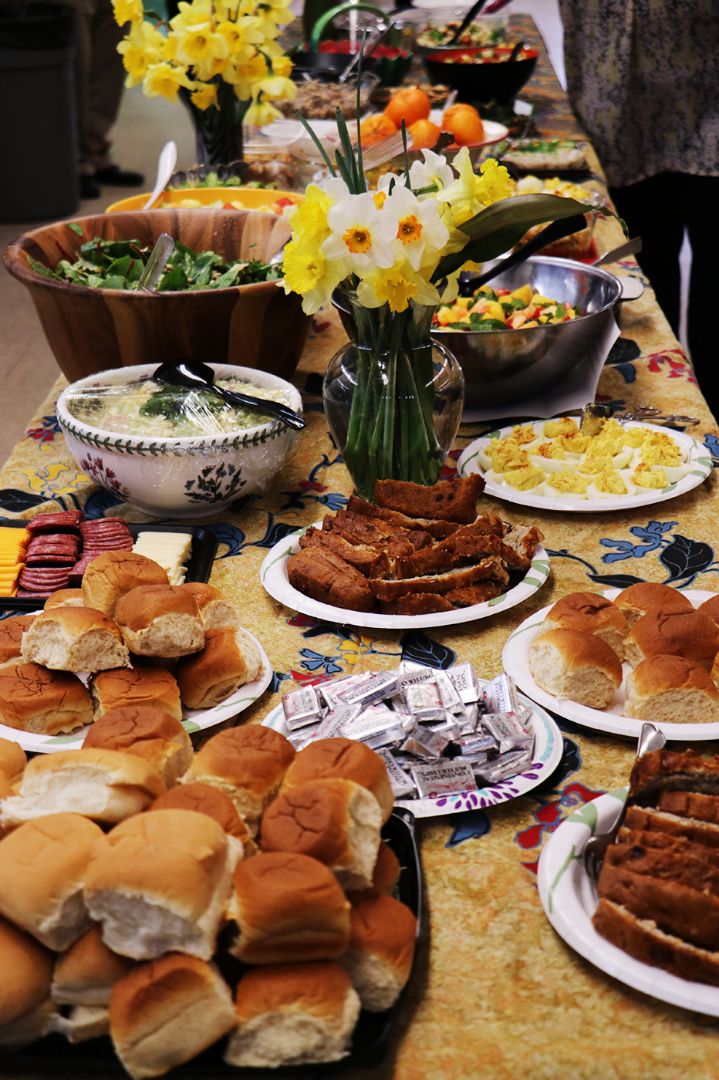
[{"xmin": 340, "ymin": 297, "xmax": 444, "ymax": 497}]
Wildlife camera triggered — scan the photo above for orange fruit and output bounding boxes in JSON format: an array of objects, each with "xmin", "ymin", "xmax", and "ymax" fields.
[
  {"xmin": 443, "ymin": 107, "xmax": 485, "ymax": 146},
  {"xmin": 359, "ymin": 113, "xmax": 398, "ymax": 148},
  {"xmin": 409, "ymin": 118, "xmax": 441, "ymax": 150},
  {"xmin": 384, "ymin": 87, "xmax": 431, "ymax": 130},
  {"xmin": 443, "ymin": 102, "xmax": 480, "ymax": 125}
]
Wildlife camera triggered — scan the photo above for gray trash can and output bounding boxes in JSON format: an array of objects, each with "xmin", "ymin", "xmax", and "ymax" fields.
[{"xmin": 0, "ymin": 2, "xmax": 78, "ymax": 222}]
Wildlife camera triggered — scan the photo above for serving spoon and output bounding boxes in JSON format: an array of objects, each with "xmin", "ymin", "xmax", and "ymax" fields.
[
  {"xmin": 143, "ymin": 141, "xmax": 178, "ymax": 211},
  {"xmin": 447, "ymin": 0, "xmax": 490, "ymax": 45},
  {"xmin": 151, "ymin": 360, "xmax": 305, "ymax": 430}
]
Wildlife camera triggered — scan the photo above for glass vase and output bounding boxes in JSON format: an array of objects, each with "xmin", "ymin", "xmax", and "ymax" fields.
[{"xmin": 323, "ymin": 292, "xmax": 465, "ymax": 499}]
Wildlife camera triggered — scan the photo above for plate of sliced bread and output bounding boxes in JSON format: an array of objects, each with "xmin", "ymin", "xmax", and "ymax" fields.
[
  {"xmin": 538, "ymin": 747, "xmax": 719, "ymax": 1014},
  {"xmin": 502, "ymin": 585, "xmax": 719, "ymax": 741},
  {"xmin": 260, "ymin": 477, "xmax": 550, "ymax": 629},
  {"xmin": 0, "ymin": 550, "xmax": 272, "ymax": 753}
]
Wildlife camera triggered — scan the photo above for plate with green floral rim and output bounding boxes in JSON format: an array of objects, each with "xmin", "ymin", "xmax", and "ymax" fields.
[
  {"xmin": 538, "ymin": 788, "xmax": 719, "ymax": 1015},
  {"xmin": 2, "ymin": 626, "xmax": 273, "ymax": 754},
  {"xmin": 263, "ymin": 678, "xmax": 563, "ymax": 818},
  {"xmin": 457, "ymin": 419, "xmax": 712, "ymax": 513},
  {"xmin": 502, "ymin": 589, "xmax": 719, "ymax": 741},
  {"xmin": 260, "ymin": 523, "xmax": 551, "ymax": 630}
]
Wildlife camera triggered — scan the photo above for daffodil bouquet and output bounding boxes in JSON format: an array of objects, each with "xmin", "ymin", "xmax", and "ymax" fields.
[
  {"xmin": 112, "ymin": 0, "xmax": 296, "ymax": 164},
  {"xmin": 282, "ymin": 109, "xmax": 601, "ymax": 495}
]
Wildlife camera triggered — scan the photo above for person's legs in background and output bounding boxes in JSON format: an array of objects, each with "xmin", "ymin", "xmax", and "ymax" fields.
[
  {"xmin": 609, "ymin": 173, "xmax": 685, "ymax": 336},
  {"xmin": 684, "ymin": 174, "xmax": 718, "ymax": 417},
  {"xmin": 76, "ymin": 0, "xmax": 144, "ymax": 197}
]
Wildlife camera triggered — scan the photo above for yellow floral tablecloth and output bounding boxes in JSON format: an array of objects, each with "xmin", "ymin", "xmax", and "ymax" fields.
[{"xmin": 3, "ymin": 17, "xmax": 719, "ymax": 1080}]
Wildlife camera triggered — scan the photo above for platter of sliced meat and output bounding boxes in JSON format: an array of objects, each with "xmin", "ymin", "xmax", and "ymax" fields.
[{"xmin": 260, "ymin": 478, "xmax": 550, "ymax": 629}]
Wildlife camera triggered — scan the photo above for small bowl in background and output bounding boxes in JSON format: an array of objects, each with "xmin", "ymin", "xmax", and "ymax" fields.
[
  {"xmin": 57, "ymin": 364, "xmax": 303, "ymax": 518},
  {"xmin": 423, "ymin": 44, "xmax": 538, "ymax": 103}
]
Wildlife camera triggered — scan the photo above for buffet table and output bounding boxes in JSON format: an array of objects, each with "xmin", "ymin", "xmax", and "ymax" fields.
[{"xmin": 2, "ymin": 16, "xmax": 719, "ymax": 1080}]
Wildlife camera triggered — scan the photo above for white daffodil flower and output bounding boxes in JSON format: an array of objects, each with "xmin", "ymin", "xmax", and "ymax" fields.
[
  {"xmin": 384, "ymin": 184, "xmax": 449, "ymax": 272},
  {"xmin": 408, "ymin": 149, "xmax": 455, "ymax": 196},
  {"xmin": 322, "ymin": 192, "xmax": 396, "ymax": 272}
]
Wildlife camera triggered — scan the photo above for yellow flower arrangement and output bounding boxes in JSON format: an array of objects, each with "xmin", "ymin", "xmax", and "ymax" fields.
[{"xmin": 112, "ymin": 0, "xmax": 294, "ymax": 160}]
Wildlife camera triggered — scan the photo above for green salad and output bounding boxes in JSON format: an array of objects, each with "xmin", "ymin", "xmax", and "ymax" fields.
[{"xmin": 29, "ymin": 234, "xmax": 281, "ymax": 291}]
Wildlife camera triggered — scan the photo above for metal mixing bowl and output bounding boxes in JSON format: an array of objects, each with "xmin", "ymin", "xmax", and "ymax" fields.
[{"xmin": 432, "ymin": 256, "xmax": 622, "ymax": 407}]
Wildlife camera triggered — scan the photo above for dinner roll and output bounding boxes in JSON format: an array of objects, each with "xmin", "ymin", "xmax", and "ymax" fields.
[
  {"xmin": 260, "ymin": 779, "xmax": 382, "ymax": 891},
  {"xmin": 348, "ymin": 842, "xmax": 402, "ymax": 903},
  {"xmin": 0, "ymin": 614, "xmax": 35, "ymax": 667},
  {"xmin": 0, "ymin": 749, "xmax": 165, "ymax": 827},
  {"xmin": 616, "ymin": 582, "xmax": 693, "ymax": 626},
  {"xmin": 700, "ymin": 594, "xmax": 719, "ymax": 626},
  {"xmin": 0, "ymin": 814, "xmax": 107, "ymax": 950},
  {"xmin": 114, "ymin": 585, "xmax": 204, "ymax": 658},
  {"xmin": 82, "ymin": 706, "xmax": 192, "ymax": 787},
  {"xmin": 544, "ymin": 591, "xmax": 629, "ymax": 659},
  {"xmin": 180, "ymin": 582, "xmax": 241, "ymax": 629},
  {"xmin": 82, "ymin": 552, "xmax": 169, "ymax": 617},
  {"xmin": 228, "ymin": 852, "xmax": 350, "ymax": 964},
  {"xmin": 175, "ymin": 627, "xmax": 262, "ymax": 709},
  {"xmin": 91, "ymin": 663, "xmax": 182, "ymax": 722},
  {"xmin": 21, "ymin": 607, "xmax": 130, "ymax": 673},
  {"xmin": 184, "ymin": 726, "xmax": 295, "ymax": 834},
  {"xmin": 150, "ymin": 782, "xmax": 256, "ymax": 852},
  {"xmin": 44, "ymin": 588, "xmax": 85, "ymax": 610},
  {"xmin": 54, "ymin": 1003, "xmax": 111, "ymax": 1044},
  {"xmin": 0, "ymin": 918, "xmax": 56, "ymax": 1049},
  {"xmin": 224, "ymin": 963, "xmax": 360, "ymax": 1069},
  {"xmin": 625, "ymin": 608, "xmax": 719, "ymax": 670},
  {"xmin": 281, "ymin": 738, "xmax": 394, "ymax": 824},
  {"xmin": 53, "ymin": 926, "xmax": 135, "ymax": 1006},
  {"xmin": 528, "ymin": 628, "xmax": 622, "ymax": 709},
  {"xmin": 0, "ymin": 736, "xmax": 26, "ymax": 784},
  {"xmin": 0, "ymin": 661, "xmax": 93, "ymax": 735},
  {"xmin": 84, "ymin": 810, "xmax": 242, "ymax": 961},
  {"xmin": 625, "ymin": 654, "xmax": 719, "ymax": 724},
  {"xmin": 110, "ymin": 954, "xmax": 236, "ymax": 1080},
  {"xmin": 339, "ymin": 895, "xmax": 417, "ymax": 1011}
]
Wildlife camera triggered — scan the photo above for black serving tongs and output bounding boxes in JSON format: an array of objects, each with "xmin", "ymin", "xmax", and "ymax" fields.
[
  {"xmin": 151, "ymin": 361, "xmax": 305, "ymax": 430},
  {"xmin": 447, "ymin": 0, "xmax": 489, "ymax": 45}
]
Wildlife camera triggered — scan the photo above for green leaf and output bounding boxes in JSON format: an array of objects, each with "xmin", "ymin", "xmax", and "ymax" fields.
[
  {"xmin": 297, "ymin": 113, "xmax": 336, "ymax": 176},
  {"xmin": 335, "ymin": 107, "xmax": 360, "ymax": 193},
  {"xmin": 27, "ymin": 255, "xmax": 54, "ymax": 278},
  {"xmin": 433, "ymin": 194, "xmax": 609, "ymax": 283},
  {"xmin": 67, "ymin": 222, "xmax": 84, "ymax": 236}
]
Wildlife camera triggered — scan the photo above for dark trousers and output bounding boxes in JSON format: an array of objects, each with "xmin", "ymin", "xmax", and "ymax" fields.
[{"xmin": 609, "ymin": 172, "xmax": 718, "ymax": 416}]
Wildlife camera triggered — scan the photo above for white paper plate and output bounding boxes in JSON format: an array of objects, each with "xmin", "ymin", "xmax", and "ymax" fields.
[
  {"xmin": 502, "ymin": 589, "xmax": 719, "ymax": 741},
  {"xmin": 5, "ymin": 631, "xmax": 273, "ymax": 754},
  {"xmin": 538, "ymin": 788, "xmax": 719, "ymax": 1016},
  {"xmin": 458, "ymin": 420, "xmax": 712, "ymax": 513},
  {"xmin": 263, "ymin": 685, "xmax": 563, "ymax": 818},
  {"xmin": 260, "ymin": 523, "xmax": 550, "ymax": 629}
]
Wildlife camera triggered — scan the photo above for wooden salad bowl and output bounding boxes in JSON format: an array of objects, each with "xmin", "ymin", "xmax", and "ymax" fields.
[{"xmin": 3, "ymin": 209, "xmax": 310, "ymax": 383}]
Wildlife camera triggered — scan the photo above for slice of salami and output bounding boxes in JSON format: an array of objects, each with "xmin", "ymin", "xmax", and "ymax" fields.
[{"xmin": 27, "ymin": 511, "xmax": 83, "ymax": 533}]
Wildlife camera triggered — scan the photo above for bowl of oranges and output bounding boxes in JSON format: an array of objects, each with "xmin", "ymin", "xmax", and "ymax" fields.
[{"xmin": 358, "ymin": 86, "xmax": 505, "ymax": 154}]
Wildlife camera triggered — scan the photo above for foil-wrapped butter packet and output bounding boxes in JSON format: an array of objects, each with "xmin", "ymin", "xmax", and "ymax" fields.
[
  {"xmin": 404, "ymin": 680, "xmax": 445, "ymax": 721},
  {"xmin": 411, "ymin": 761, "xmax": 478, "ymax": 798},
  {"xmin": 479, "ymin": 749, "xmax": 533, "ymax": 784},
  {"xmin": 483, "ymin": 673, "xmax": 520, "ymax": 715},
  {"xmin": 482, "ymin": 712, "xmax": 534, "ymax": 755},
  {"xmin": 448, "ymin": 662, "xmax": 480, "ymax": 704},
  {"xmin": 282, "ymin": 686, "xmax": 323, "ymax": 731},
  {"xmin": 377, "ymin": 748, "xmax": 416, "ymax": 798}
]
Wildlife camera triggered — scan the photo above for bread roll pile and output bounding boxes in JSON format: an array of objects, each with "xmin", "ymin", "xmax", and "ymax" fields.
[
  {"xmin": 0, "ymin": 730, "xmax": 417, "ymax": 1076},
  {"xmin": 0, "ymin": 551, "xmax": 262, "ymax": 739},
  {"xmin": 528, "ymin": 583, "xmax": 719, "ymax": 722}
]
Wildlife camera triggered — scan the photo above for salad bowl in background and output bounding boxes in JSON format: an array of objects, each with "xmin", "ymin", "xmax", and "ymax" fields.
[{"xmin": 3, "ymin": 209, "xmax": 310, "ymax": 383}]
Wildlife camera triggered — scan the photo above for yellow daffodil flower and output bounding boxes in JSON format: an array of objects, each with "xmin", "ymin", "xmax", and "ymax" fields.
[
  {"xmin": 142, "ymin": 61, "xmax": 193, "ymax": 101},
  {"xmin": 112, "ymin": 0, "xmax": 143, "ymax": 26},
  {"xmin": 256, "ymin": 75, "xmax": 296, "ymax": 102},
  {"xmin": 172, "ymin": 21, "xmax": 229, "ymax": 69},
  {"xmin": 189, "ymin": 81, "xmax": 218, "ymax": 110},
  {"xmin": 272, "ymin": 55, "xmax": 292, "ymax": 77},
  {"xmin": 117, "ymin": 20, "xmax": 166, "ymax": 87},
  {"xmin": 357, "ymin": 263, "xmax": 440, "ymax": 313},
  {"xmin": 244, "ymin": 98, "xmax": 282, "ymax": 125},
  {"xmin": 282, "ymin": 239, "xmax": 347, "ymax": 315},
  {"xmin": 437, "ymin": 149, "xmax": 512, "ymax": 226}
]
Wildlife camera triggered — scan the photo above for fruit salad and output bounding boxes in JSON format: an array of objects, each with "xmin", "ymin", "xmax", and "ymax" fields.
[{"xmin": 434, "ymin": 283, "xmax": 580, "ymax": 331}]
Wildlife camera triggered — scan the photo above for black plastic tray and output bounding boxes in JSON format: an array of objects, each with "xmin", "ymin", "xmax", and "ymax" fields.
[
  {"xmin": 6, "ymin": 809, "xmax": 422, "ymax": 1078},
  {"xmin": 0, "ymin": 520, "xmax": 218, "ymax": 613}
]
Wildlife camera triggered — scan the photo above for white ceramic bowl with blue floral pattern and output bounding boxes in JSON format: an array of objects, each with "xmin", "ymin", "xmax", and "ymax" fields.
[{"xmin": 57, "ymin": 363, "xmax": 302, "ymax": 518}]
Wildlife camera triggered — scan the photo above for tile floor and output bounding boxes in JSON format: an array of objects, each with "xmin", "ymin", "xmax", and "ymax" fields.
[{"xmin": 0, "ymin": 0, "xmax": 690, "ymax": 465}]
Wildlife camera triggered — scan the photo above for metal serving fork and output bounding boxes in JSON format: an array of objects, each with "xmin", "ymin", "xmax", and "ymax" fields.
[{"xmin": 583, "ymin": 722, "xmax": 667, "ymax": 882}]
